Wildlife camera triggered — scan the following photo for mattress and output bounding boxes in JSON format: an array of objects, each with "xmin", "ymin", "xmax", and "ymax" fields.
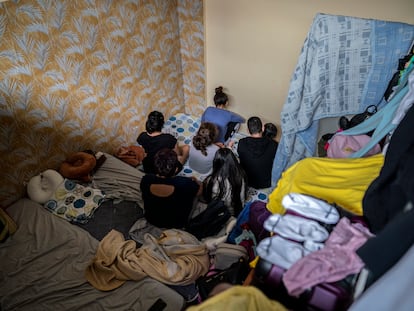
[{"xmin": 0, "ymin": 198, "xmax": 185, "ymax": 311}]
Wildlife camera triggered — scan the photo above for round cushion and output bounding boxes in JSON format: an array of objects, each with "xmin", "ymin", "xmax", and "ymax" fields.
[
  {"xmin": 27, "ymin": 169, "xmax": 64, "ymax": 204},
  {"xmin": 59, "ymin": 152, "xmax": 96, "ymax": 181}
]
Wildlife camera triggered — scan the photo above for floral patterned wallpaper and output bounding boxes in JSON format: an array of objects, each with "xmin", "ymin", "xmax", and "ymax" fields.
[{"xmin": 0, "ymin": 0, "xmax": 205, "ymax": 207}]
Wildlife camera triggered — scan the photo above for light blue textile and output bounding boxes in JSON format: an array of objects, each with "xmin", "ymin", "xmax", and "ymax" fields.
[
  {"xmin": 349, "ymin": 244, "xmax": 414, "ymax": 311},
  {"xmin": 337, "ymin": 68, "xmax": 414, "ymax": 158},
  {"xmin": 272, "ymin": 13, "xmax": 414, "ymax": 186}
]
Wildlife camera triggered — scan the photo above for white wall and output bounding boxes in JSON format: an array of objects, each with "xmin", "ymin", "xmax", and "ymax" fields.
[{"xmin": 204, "ymin": 0, "xmax": 414, "ymax": 137}]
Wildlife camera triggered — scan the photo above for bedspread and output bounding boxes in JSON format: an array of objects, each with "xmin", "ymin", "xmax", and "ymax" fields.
[
  {"xmin": 0, "ymin": 198, "xmax": 185, "ymax": 311},
  {"xmin": 272, "ymin": 13, "xmax": 414, "ymax": 184}
]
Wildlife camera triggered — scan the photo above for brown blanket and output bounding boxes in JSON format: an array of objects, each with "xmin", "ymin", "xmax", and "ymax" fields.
[{"xmin": 86, "ymin": 229, "xmax": 210, "ymax": 291}]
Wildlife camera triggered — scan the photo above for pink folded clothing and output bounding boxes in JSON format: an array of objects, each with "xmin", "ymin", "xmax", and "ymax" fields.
[
  {"xmin": 283, "ymin": 245, "xmax": 365, "ymax": 297},
  {"xmin": 264, "ymin": 214, "xmax": 329, "ymax": 243},
  {"xmin": 282, "ymin": 217, "xmax": 374, "ymax": 296},
  {"xmin": 282, "ymin": 193, "xmax": 340, "ymax": 225}
]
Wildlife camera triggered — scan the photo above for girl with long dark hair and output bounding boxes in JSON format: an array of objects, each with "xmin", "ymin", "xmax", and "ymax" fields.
[{"xmin": 203, "ymin": 148, "xmax": 248, "ymax": 216}]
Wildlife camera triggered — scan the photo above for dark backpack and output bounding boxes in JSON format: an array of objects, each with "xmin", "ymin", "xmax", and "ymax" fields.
[
  {"xmin": 339, "ymin": 104, "xmax": 377, "ymax": 131},
  {"xmin": 186, "ymin": 200, "xmax": 231, "ymax": 240},
  {"xmin": 196, "ymin": 257, "xmax": 250, "ymax": 301}
]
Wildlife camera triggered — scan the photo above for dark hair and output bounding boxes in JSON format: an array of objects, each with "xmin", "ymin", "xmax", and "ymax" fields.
[
  {"xmin": 203, "ymin": 148, "xmax": 247, "ymax": 216},
  {"xmin": 192, "ymin": 122, "xmax": 218, "ymax": 156},
  {"xmin": 213, "ymin": 86, "xmax": 228, "ymax": 107},
  {"xmin": 153, "ymin": 148, "xmax": 178, "ymax": 177},
  {"xmin": 146, "ymin": 111, "xmax": 164, "ymax": 134},
  {"xmin": 263, "ymin": 122, "xmax": 278, "ymax": 140},
  {"xmin": 247, "ymin": 116, "xmax": 263, "ymax": 135}
]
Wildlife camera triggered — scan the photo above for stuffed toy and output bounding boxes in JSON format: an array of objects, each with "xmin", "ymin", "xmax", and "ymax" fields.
[
  {"xmin": 59, "ymin": 151, "xmax": 97, "ymax": 182},
  {"xmin": 26, "ymin": 169, "xmax": 64, "ymax": 204}
]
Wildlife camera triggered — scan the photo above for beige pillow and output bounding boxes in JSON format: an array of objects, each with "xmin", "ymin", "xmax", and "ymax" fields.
[{"xmin": 26, "ymin": 169, "xmax": 64, "ymax": 204}]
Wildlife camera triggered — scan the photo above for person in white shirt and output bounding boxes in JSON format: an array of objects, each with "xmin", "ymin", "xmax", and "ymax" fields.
[{"xmin": 188, "ymin": 122, "xmax": 220, "ymax": 176}]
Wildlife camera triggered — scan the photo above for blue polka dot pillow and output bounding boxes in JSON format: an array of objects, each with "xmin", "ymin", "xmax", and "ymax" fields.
[{"xmin": 44, "ymin": 179, "xmax": 105, "ymax": 224}]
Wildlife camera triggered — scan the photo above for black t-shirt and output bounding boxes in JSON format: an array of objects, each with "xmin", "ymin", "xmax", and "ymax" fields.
[
  {"xmin": 140, "ymin": 174, "xmax": 199, "ymax": 228},
  {"xmin": 137, "ymin": 132, "xmax": 177, "ymax": 174},
  {"xmin": 237, "ymin": 136, "xmax": 278, "ymax": 189}
]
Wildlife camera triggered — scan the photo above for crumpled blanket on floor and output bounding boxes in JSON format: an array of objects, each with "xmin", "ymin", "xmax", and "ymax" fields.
[{"xmin": 85, "ymin": 229, "xmax": 210, "ymax": 291}]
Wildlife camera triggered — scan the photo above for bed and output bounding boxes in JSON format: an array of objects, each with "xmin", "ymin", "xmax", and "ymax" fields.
[
  {"xmin": 0, "ymin": 112, "xmax": 270, "ymax": 311},
  {"xmin": 0, "ymin": 198, "xmax": 186, "ymax": 311}
]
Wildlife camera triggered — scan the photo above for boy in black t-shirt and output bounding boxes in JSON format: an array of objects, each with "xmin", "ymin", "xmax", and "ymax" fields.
[{"xmin": 237, "ymin": 117, "xmax": 278, "ymax": 189}]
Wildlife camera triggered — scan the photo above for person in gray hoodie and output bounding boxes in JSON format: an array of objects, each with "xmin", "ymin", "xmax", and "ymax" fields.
[{"xmin": 237, "ymin": 116, "xmax": 278, "ymax": 189}]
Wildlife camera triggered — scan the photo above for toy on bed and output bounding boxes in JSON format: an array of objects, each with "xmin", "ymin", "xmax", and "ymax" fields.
[
  {"xmin": 59, "ymin": 151, "xmax": 97, "ymax": 182},
  {"xmin": 26, "ymin": 169, "xmax": 65, "ymax": 204}
]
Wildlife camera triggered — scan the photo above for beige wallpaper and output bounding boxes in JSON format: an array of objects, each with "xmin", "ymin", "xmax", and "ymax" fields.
[{"xmin": 0, "ymin": 0, "xmax": 205, "ymax": 207}]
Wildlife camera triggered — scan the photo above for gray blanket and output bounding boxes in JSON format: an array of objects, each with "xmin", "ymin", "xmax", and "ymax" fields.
[{"xmin": 0, "ymin": 198, "xmax": 184, "ymax": 311}]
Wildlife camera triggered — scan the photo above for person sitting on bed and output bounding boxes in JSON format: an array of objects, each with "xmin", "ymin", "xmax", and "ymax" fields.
[
  {"xmin": 263, "ymin": 122, "xmax": 278, "ymax": 142},
  {"xmin": 202, "ymin": 148, "xmax": 247, "ymax": 217},
  {"xmin": 140, "ymin": 148, "xmax": 202, "ymax": 229},
  {"xmin": 237, "ymin": 116, "xmax": 278, "ymax": 189},
  {"xmin": 137, "ymin": 110, "xmax": 189, "ymax": 174},
  {"xmin": 188, "ymin": 122, "xmax": 220, "ymax": 176},
  {"xmin": 201, "ymin": 86, "xmax": 245, "ymax": 148}
]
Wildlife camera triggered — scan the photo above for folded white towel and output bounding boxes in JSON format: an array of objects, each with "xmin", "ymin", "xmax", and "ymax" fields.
[
  {"xmin": 256, "ymin": 235, "xmax": 311, "ymax": 270},
  {"xmin": 264, "ymin": 214, "xmax": 329, "ymax": 243},
  {"xmin": 303, "ymin": 240, "xmax": 325, "ymax": 252},
  {"xmin": 282, "ymin": 193, "xmax": 340, "ymax": 224}
]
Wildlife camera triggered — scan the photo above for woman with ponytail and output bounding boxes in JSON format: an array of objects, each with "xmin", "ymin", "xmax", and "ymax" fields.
[{"xmin": 201, "ymin": 86, "xmax": 245, "ymax": 147}]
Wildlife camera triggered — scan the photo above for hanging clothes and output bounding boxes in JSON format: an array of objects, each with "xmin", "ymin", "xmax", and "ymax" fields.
[
  {"xmin": 272, "ymin": 13, "xmax": 414, "ymax": 185},
  {"xmin": 336, "ymin": 66, "xmax": 414, "ymax": 158}
]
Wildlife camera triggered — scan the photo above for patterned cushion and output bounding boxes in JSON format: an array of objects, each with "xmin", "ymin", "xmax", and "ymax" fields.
[{"xmin": 44, "ymin": 179, "xmax": 104, "ymax": 224}]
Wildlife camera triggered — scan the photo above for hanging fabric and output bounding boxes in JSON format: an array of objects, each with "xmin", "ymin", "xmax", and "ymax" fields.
[{"xmin": 272, "ymin": 13, "xmax": 414, "ymax": 186}]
